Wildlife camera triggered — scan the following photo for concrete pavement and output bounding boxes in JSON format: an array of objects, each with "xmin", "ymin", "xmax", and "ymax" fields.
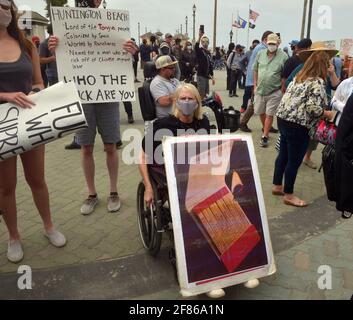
[{"xmin": 0, "ymin": 70, "xmax": 351, "ymax": 299}]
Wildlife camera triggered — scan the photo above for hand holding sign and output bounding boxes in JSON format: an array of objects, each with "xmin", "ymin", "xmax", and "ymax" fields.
[{"xmin": 0, "ymin": 92, "xmax": 35, "ymax": 109}]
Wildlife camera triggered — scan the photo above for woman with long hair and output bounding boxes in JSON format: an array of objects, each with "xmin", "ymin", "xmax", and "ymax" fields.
[
  {"xmin": 272, "ymin": 50, "xmax": 336, "ymax": 207},
  {"xmin": 0, "ymin": 0, "xmax": 66, "ymax": 263}
]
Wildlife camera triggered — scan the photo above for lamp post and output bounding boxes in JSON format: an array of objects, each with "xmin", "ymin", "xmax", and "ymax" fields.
[
  {"xmin": 102, "ymin": 0, "xmax": 107, "ymax": 9},
  {"xmin": 307, "ymin": 0, "xmax": 314, "ymax": 38},
  {"xmin": 192, "ymin": 4, "xmax": 196, "ymax": 44},
  {"xmin": 181, "ymin": 24, "xmax": 183, "ymax": 35},
  {"xmin": 138, "ymin": 22, "xmax": 141, "ymax": 45},
  {"xmin": 301, "ymin": 0, "xmax": 308, "ymax": 39},
  {"xmin": 229, "ymin": 29, "xmax": 233, "ymax": 43},
  {"xmin": 185, "ymin": 16, "xmax": 188, "ymax": 36},
  {"xmin": 213, "ymin": 0, "xmax": 218, "ymax": 52}
]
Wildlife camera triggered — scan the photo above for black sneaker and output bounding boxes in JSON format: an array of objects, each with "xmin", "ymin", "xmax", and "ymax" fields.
[
  {"xmin": 116, "ymin": 141, "xmax": 123, "ymax": 149},
  {"xmin": 260, "ymin": 136, "xmax": 269, "ymax": 148},
  {"xmin": 128, "ymin": 115, "xmax": 134, "ymax": 124},
  {"xmin": 65, "ymin": 140, "xmax": 81, "ymax": 150},
  {"xmin": 270, "ymin": 127, "xmax": 279, "ymax": 134},
  {"xmin": 240, "ymin": 123, "xmax": 252, "ymax": 133}
]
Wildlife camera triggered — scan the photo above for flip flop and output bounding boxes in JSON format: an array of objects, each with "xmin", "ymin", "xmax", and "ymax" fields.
[
  {"xmin": 272, "ymin": 190, "xmax": 285, "ymax": 196},
  {"xmin": 283, "ymin": 199, "xmax": 308, "ymax": 208}
]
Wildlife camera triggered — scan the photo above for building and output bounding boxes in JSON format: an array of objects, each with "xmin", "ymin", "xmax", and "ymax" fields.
[{"xmin": 17, "ymin": 11, "xmax": 49, "ymax": 41}]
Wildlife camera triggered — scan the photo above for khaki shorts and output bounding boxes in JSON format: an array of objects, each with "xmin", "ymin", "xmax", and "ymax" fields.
[{"xmin": 254, "ymin": 90, "xmax": 283, "ymax": 116}]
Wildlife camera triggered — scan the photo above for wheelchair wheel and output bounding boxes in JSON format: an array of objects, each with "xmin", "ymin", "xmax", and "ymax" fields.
[{"xmin": 137, "ymin": 181, "xmax": 162, "ymax": 256}]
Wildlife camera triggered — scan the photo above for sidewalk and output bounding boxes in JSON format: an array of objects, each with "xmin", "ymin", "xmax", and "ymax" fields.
[{"xmin": 1, "ymin": 70, "xmax": 350, "ymax": 300}]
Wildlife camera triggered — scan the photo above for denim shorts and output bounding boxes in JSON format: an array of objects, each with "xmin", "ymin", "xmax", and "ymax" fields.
[{"xmin": 76, "ymin": 103, "xmax": 120, "ymax": 146}]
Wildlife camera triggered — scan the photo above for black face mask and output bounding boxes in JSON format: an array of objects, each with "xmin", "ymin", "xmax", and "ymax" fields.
[{"xmin": 161, "ymin": 47, "xmax": 170, "ymax": 55}]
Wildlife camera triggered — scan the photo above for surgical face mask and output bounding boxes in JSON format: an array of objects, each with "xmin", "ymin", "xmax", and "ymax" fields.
[
  {"xmin": 187, "ymin": 45, "xmax": 192, "ymax": 50},
  {"xmin": 176, "ymin": 99, "xmax": 198, "ymax": 116},
  {"xmin": 268, "ymin": 44, "xmax": 278, "ymax": 53},
  {"xmin": 0, "ymin": 7, "xmax": 11, "ymax": 28}
]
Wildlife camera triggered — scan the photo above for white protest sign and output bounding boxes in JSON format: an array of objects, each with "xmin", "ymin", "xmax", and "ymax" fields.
[
  {"xmin": 51, "ymin": 6, "xmax": 135, "ymax": 104},
  {"xmin": 0, "ymin": 82, "xmax": 87, "ymax": 161}
]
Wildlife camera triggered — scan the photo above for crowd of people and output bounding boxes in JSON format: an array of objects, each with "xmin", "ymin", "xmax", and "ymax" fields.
[{"xmin": 1, "ymin": 0, "xmax": 353, "ymax": 299}]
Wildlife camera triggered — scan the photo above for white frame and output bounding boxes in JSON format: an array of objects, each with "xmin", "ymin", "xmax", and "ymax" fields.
[{"xmin": 163, "ymin": 134, "xmax": 276, "ymax": 296}]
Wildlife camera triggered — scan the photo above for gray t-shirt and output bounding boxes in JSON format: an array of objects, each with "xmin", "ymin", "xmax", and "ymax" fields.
[
  {"xmin": 150, "ymin": 75, "xmax": 180, "ymax": 118},
  {"xmin": 39, "ymin": 38, "xmax": 58, "ymax": 79}
]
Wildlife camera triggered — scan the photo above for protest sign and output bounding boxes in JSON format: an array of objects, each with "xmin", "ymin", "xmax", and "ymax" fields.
[
  {"xmin": 340, "ymin": 39, "xmax": 353, "ymax": 57},
  {"xmin": 0, "ymin": 82, "xmax": 87, "ymax": 161},
  {"xmin": 163, "ymin": 134, "xmax": 276, "ymax": 296},
  {"xmin": 51, "ymin": 6, "xmax": 135, "ymax": 104}
]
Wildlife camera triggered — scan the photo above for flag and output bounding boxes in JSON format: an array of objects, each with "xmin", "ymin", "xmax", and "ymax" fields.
[
  {"xmin": 249, "ymin": 22, "xmax": 256, "ymax": 29},
  {"xmin": 237, "ymin": 17, "xmax": 247, "ymax": 29},
  {"xmin": 232, "ymin": 20, "xmax": 242, "ymax": 28},
  {"xmin": 249, "ymin": 9, "xmax": 260, "ymax": 22}
]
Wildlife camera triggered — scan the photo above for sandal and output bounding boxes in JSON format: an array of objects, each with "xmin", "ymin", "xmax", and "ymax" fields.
[
  {"xmin": 283, "ymin": 197, "xmax": 308, "ymax": 208},
  {"xmin": 272, "ymin": 186, "xmax": 284, "ymax": 196}
]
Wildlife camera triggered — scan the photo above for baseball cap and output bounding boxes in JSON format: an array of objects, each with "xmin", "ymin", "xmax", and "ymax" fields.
[
  {"xmin": 289, "ymin": 40, "xmax": 299, "ymax": 46},
  {"xmin": 235, "ymin": 44, "xmax": 243, "ymax": 50},
  {"xmin": 155, "ymin": 55, "xmax": 178, "ymax": 69},
  {"xmin": 267, "ymin": 33, "xmax": 279, "ymax": 45},
  {"xmin": 160, "ymin": 42, "xmax": 170, "ymax": 49},
  {"xmin": 165, "ymin": 33, "xmax": 173, "ymax": 39}
]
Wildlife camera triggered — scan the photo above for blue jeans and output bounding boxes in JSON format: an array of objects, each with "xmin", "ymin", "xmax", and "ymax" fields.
[{"xmin": 273, "ymin": 119, "xmax": 310, "ymax": 194}]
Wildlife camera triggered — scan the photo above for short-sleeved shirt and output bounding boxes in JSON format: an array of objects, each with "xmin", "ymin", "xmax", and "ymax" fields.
[
  {"xmin": 150, "ymin": 75, "xmax": 180, "ymax": 118},
  {"xmin": 39, "ymin": 38, "xmax": 58, "ymax": 79},
  {"xmin": 245, "ymin": 42, "xmax": 267, "ymax": 86},
  {"xmin": 253, "ymin": 49, "xmax": 288, "ymax": 96},
  {"xmin": 142, "ymin": 115, "xmax": 211, "ymax": 165},
  {"xmin": 282, "ymin": 55, "xmax": 302, "ymax": 79},
  {"xmin": 276, "ymin": 78, "xmax": 327, "ymax": 129}
]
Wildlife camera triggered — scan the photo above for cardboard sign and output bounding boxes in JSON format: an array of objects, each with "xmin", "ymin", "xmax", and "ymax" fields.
[
  {"xmin": 163, "ymin": 134, "xmax": 276, "ymax": 296},
  {"xmin": 0, "ymin": 82, "xmax": 87, "ymax": 161},
  {"xmin": 51, "ymin": 6, "xmax": 135, "ymax": 104},
  {"xmin": 340, "ymin": 39, "xmax": 353, "ymax": 58}
]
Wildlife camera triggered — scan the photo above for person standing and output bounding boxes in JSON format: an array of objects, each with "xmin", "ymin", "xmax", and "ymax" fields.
[
  {"xmin": 273, "ymin": 50, "xmax": 336, "ymax": 207},
  {"xmin": 0, "ymin": 0, "xmax": 66, "ymax": 263},
  {"xmin": 49, "ymin": 0, "xmax": 138, "ymax": 214},
  {"xmin": 180, "ymin": 41, "xmax": 196, "ymax": 82},
  {"xmin": 226, "ymin": 42, "xmax": 235, "ymax": 92},
  {"xmin": 239, "ymin": 31, "xmax": 273, "ymax": 132},
  {"xmin": 226, "ymin": 44, "xmax": 244, "ymax": 97},
  {"xmin": 253, "ymin": 33, "xmax": 288, "ymax": 147},
  {"xmin": 139, "ymin": 38, "xmax": 151, "ymax": 70},
  {"xmin": 195, "ymin": 31, "xmax": 214, "ymax": 99}
]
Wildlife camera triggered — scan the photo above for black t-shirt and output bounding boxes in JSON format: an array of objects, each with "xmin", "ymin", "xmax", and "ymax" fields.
[
  {"xmin": 142, "ymin": 115, "xmax": 211, "ymax": 165},
  {"xmin": 282, "ymin": 55, "xmax": 302, "ymax": 79}
]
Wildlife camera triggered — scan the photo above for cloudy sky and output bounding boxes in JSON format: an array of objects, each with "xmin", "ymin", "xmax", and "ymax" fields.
[{"xmin": 18, "ymin": 0, "xmax": 353, "ymax": 49}]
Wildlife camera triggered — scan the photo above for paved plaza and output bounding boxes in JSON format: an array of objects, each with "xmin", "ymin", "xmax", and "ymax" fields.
[{"xmin": 0, "ymin": 70, "xmax": 352, "ymax": 300}]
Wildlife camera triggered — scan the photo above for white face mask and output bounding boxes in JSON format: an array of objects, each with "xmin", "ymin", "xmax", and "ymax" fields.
[
  {"xmin": 0, "ymin": 7, "xmax": 11, "ymax": 28},
  {"xmin": 268, "ymin": 44, "xmax": 278, "ymax": 53},
  {"xmin": 187, "ymin": 45, "xmax": 192, "ymax": 50}
]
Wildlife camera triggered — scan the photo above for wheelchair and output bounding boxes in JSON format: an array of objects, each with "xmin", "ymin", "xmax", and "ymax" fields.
[{"xmin": 136, "ymin": 61, "xmax": 241, "ymax": 258}]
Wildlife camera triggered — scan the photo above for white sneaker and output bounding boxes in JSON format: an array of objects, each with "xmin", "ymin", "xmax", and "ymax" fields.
[
  {"xmin": 206, "ymin": 289, "xmax": 226, "ymax": 299},
  {"xmin": 244, "ymin": 279, "xmax": 260, "ymax": 289},
  {"xmin": 107, "ymin": 194, "xmax": 121, "ymax": 212},
  {"xmin": 81, "ymin": 196, "xmax": 99, "ymax": 215},
  {"xmin": 7, "ymin": 240, "xmax": 24, "ymax": 263},
  {"xmin": 45, "ymin": 230, "xmax": 67, "ymax": 247}
]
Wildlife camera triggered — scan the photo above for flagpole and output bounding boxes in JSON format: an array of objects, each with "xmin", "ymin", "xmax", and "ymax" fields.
[
  {"xmin": 236, "ymin": 10, "xmax": 239, "ymax": 44},
  {"xmin": 247, "ymin": 4, "xmax": 250, "ymax": 49}
]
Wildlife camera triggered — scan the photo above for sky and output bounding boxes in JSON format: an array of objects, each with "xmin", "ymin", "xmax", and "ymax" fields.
[{"xmin": 18, "ymin": 0, "xmax": 353, "ymax": 50}]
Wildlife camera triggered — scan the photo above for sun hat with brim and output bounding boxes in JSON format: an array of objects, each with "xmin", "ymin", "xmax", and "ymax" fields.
[
  {"xmin": 298, "ymin": 42, "xmax": 339, "ymax": 62},
  {"xmin": 155, "ymin": 55, "xmax": 178, "ymax": 69}
]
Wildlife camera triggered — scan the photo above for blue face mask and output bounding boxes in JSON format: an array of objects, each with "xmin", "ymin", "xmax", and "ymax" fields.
[{"xmin": 176, "ymin": 99, "xmax": 198, "ymax": 116}]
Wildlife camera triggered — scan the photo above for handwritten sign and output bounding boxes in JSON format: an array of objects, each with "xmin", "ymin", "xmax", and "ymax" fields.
[
  {"xmin": 340, "ymin": 39, "xmax": 353, "ymax": 58},
  {"xmin": 0, "ymin": 82, "xmax": 87, "ymax": 161},
  {"xmin": 51, "ymin": 6, "xmax": 135, "ymax": 104}
]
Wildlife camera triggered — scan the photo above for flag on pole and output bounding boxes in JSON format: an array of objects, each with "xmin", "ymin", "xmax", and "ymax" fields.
[
  {"xmin": 237, "ymin": 17, "xmax": 247, "ymax": 29},
  {"xmin": 232, "ymin": 20, "xmax": 242, "ymax": 28},
  {"xmin": 249, "ymin": 9, "xmax": 260, "ymax": 22},
  {"xmin": 249, "ymin": 22, "xmax": 256, "ymax": 29}
]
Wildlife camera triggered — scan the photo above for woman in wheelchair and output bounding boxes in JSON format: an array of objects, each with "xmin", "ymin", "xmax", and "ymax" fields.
[{"xmin": 139, "ymin": 83, "xmax": 210, "ymax": 206}]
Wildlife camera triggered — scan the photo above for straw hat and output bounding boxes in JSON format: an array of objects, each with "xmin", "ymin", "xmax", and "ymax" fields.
[{"xmin": 298, "ymin": 41, "xmax": 339, "ymax": 62}]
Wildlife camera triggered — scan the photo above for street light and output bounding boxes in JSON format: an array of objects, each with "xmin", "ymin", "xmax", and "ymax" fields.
[
  {"xmin": 138, "ymin": 22, "xmax": 141, "ymax": 45},
  {"xmin": 102, "ymin": 0, "xmax": 107, "ymax": 9},
  {"xmin": 185, "ymin": 16, "xmax": 188, "ymax": 36},
  {"xmin": 229, "ymin": 29, "xmax": 233, "ymax": 43},
  {"xmin": 307, "ymin": 0, "xmax": 314, "ymax": 38},
  {"xmin": 192, "ymin": 4, "xmax": 196, "ymax": 44}
]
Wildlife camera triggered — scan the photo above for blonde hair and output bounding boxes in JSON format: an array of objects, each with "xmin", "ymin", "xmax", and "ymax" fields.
[
  {"xmin": 296, "ymin": 51, "xmax": 330, "ymax": 83},
  {"xmin": 172, "ymin": 83, "xmax": 203, "ymax": 120},
  {"xmin": 349, "ymin": 59, "xmax": 353, "ymax": 77}
]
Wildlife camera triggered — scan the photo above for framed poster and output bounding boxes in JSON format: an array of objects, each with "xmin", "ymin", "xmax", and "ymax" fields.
[{"xmin": 163, "ymin": 134, "xmax": 276, "ymax": 296}]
